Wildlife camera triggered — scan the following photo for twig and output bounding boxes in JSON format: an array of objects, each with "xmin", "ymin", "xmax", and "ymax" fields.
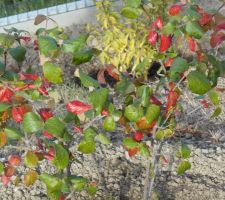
[
  {"xmin": 83, "ymin": 115, "xmax": 104, "ymax": 130},
  {"xmin": 147, "ymin": 141, "xmax": 163, "ymax": 200},
  {"xmin": 212, "ymin": 1, "xmax": 225, "ymax": 18}
]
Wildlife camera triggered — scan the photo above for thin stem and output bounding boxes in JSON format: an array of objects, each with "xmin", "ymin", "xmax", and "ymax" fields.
[
  {"xmin": 212, "ymin": 1, "xmax": 225, "ymax": 18},
  {"xmin": 147, "ymin": 141, "xmax": 163, "ymax": 200}
]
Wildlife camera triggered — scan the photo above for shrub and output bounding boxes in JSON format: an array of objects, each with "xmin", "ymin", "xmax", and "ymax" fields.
[{"xmin": 0, "ymin": 1, "xmax": 225, "ymax": 200}]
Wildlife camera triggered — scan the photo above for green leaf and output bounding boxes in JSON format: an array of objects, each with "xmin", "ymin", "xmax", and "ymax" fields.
[
  {"xmin": 170, "ymin": 57, "xmax": 188, "ymax": 80},
  {"xmin": 0, "ymin": 61, "xmax": 5, "ymax": 75},
  {"xmin": 45, "ymin": 117, "xmax": 65, "ymax": 138},
  {"xmin": 146, "ymin": 104, "xmax": 160, "ymax": 124},
  {"xmin": 40, "ymin": 173, "xmax": 62, "ymax": 190},
  {"xmin": 210, "ymin": 107, "xmax": 222, "ymax": 119},
  {"xmin": 137, "ymin": 85, "xmax": 152, "ymax": 107},
  {"xmin": 78, "ymin": 140, "xmax": 95, "ymax": 154},
  {"xmin": 38, "ymin": 36, "xmax": 59, "ymax": 57},
  {"xmin": 83, "ymin": 128, "xmax": 97, "ymax": 141},
  {"xmin": 116, "ymin": 75, "xmax": 135, "ymax": 95},
  {"xmin": 127, "ymin": 0, "xmax": 141, "ymax": 8},
  {"xmin": 0, "ymin": 33, "xmax": 15, "ymax": 48},
  {"xmin": 208, "ymin": 90, "xmax": 220, "ymax": 106},
  {"xmin": 121, "ymin": 6, "xmax": 141, "ymax": 19},
  {"xmin": 155, "ymin": 129, "xmax": 173, "ymax": 140},
  {"xmin": 97, "ymin": 133, "xmax": 111, "ymax": 145},
  {"xmin": 87, "ymin": 185, "xmax": 97, "ymax": 196},
  {"xmin": 2, "ymin": 70, "xmax": 18, "ymax": 81},
  {"xmin": 177, "ymin": 161, "xmax": 191, "ymax": 175},
  {"xmin": 186, "ymin": 6, "xmax": 201, "ymax": 20},
  {"xmin": 176, "ymin": 144, "xmax": 191, "ymax": 159},
  {"xmin": 78, "ymin": 70, "xmax": 100, "ymax": 88},
  {"xmin": 139, "ymin": 143, "xmax": 151, "ymax": 157},
  {"xmin": 163, "ymin": 22, "xmax": 176, "ymax": 35},
  {"xmin": 25, "ymin": 151, "xmax": 39, "ymax": 168},
  {"xmin": 124, "ymin": 105, "xmax": 143, "ymax": 122},
  {"xmin": 0, "ymin": 103, "xmax": 10, "ymax": 112},
  {"xmin": 23, "ymin": 112, "xmax": 43, "ymax": 133},
  {"xmin": 73, "ymin": 49, "xmax": 94, "ymax": 65},
  {"xmin": 9, "ymin": 46, "xmax": 26, "ymax": 62},
  {"xmin": 185, "ymin": 21, "xmax": 204, "ymax": 39},
  {"xmin": 5, "ymin": 128, "xmax": 21, "ymax": 140},
  {"xmin": 63, "ymin": 33, "xmax": 89, "ymax": 53},
  {"xmin": 88, "ymin": 88, "xmax": 108, "ymax": 114},
  {"xmin": 43, "ymin": 62, "xmax": 62, "ymax": 84},
  {"xmin": 53, "ymin": 144, "xmax": 69, "ymax": 170},
  {"xmin": 122, "ymin": 138, "xmax": 138, "ymax": 149},
  {"xmin": 70, "ymin": 176, "xmax": 88, "ymax": 191},
  {"xmin": 103, "ymin": 116, "xmax": 116, "ymax": 132},
  {"xmin": 187, "ymin": 71, "xmax": 211, "ymax": 95},
  {"xmin": 0, "ymin": 162, "xmax": 4, "ymax": 174}
]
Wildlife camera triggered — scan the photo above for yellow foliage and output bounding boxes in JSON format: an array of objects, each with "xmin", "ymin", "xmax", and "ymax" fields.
[{"xmin": 88, "ymin": 0, "xmax": 157, "ymax": 79}]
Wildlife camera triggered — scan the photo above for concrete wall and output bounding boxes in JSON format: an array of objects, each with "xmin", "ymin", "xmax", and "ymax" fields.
[{"xmin": 0, "ymin": 1, "xmax": 122, "ymax": 33}]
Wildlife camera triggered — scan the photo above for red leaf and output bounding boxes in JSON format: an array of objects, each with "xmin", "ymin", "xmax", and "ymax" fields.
[
  {"xmin": 105, "ymin": 65, "xmax": 120, "ymax": 81},
  {"xmin": 197, "ymin": 7, "xmax": 212, "ymax": 26},
  {"xmin": 128, "ymin": 147, "xmax": 139, "ymax": 157},
  {"xmin": 148, "ymin": 31, "xmax": 158, "ymax": 46},
  {"xmin": 200, "ymin": 100, "xmax": 209, "ymax": 108},
  {"xmin": 8, "ymin": 155, "xmax": 21, "ymax": 166},
  {"xmin": 197, "ymin": 51, "xmax": 206, "ymax": 62},
  {"xmin": 166, "ymin": 90, "xmax": 179, "ymax": 112},
  {"xmin": 210, "ymin": 31, "xmax": 225, "ymax": 48},
  {"xmin": 101, "ymin": 109, "xmax": 109, "ymax": 116},
  {"xmin": 1, "ymin": 175, "xmax": 11, "ymax": 186},
  {"xmin": 165, "ymin": 58, "xmax": 174, "ymax": 68},
  {"xmin": 155, "ymin": 17, "xmax": 163, "ymax": 30},
  {"xmin": 133, "ymin": 131, "xmax": 144, "ymax": 142},
  {"xmin": 44, "ymin": 148, "xmax": 55, "ymax": 161},
  {"xmin": 187, "ymin": 37, "xmax": 196, "ymax": 52},
  {"xmin": 38, "ymin": 85, "xmax": 48, "ymax": 95},
  {"xmin": 59, "ymin": 195, "xmax": 66, "ymax": 200},
  {"xmin": 73, "ymin": 126, "xmax": 82, "ymax": 133},
  {"xmin": 159, "ymin": 34, "xmax": 171, "ymax": 52},
  {"xmin": 215, "ymin": 23, "xmax": 225, "ymax": 30},
  {"xmin": 0, "ymin": 88, "xmax": 14, "ymax": 103},
  {"xmin": 11, "ymin": 105, "xmax": 28, "ymax": 123},
  {"xmin": 38, "ymin": 108, "xmax": 54, "ymax": 121},
  {"xmin": 19, "ymin": 36, "xmax": 31, "ymax": 43},
  {"xmin": 19, "ymin": 73, "xmax": 38, "ymax": 81},
  {"xmin": 66, "ymin": 100, "xmax": 92, "ymax": 115},
  {"xmin": 43, "ymin": 130, "xmax": 55, "ymax": 139},
  {"xmin": 169, "ymin": 4, "xmax": 182, "ymax": 16},
  {"xmin": 150, "ymin": 95, "xmax": 162, "ymax": 105},
  {"xmin": 97, "ymin": 69, "xmax": 106, "ymax": 85}
]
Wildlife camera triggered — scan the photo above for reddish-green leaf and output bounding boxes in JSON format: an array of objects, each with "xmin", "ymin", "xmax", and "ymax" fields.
[
  {"xmin": 8, "ymin": 155, "xmax": 21, "ymax": 166},
  {"xmin": 25, "ymin": 151, "xmax": 39, "ymax": 168},
  {"xmin": 0, "ymin": 132, "xmax": 7, "ymax": 148},
  {"xmin": 24, "ymin": 170, "xmax": 38, "ymax": 186},
  {"xmin": 145, "ymin": 104, "xmax": 160, "ymax": 124}
]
